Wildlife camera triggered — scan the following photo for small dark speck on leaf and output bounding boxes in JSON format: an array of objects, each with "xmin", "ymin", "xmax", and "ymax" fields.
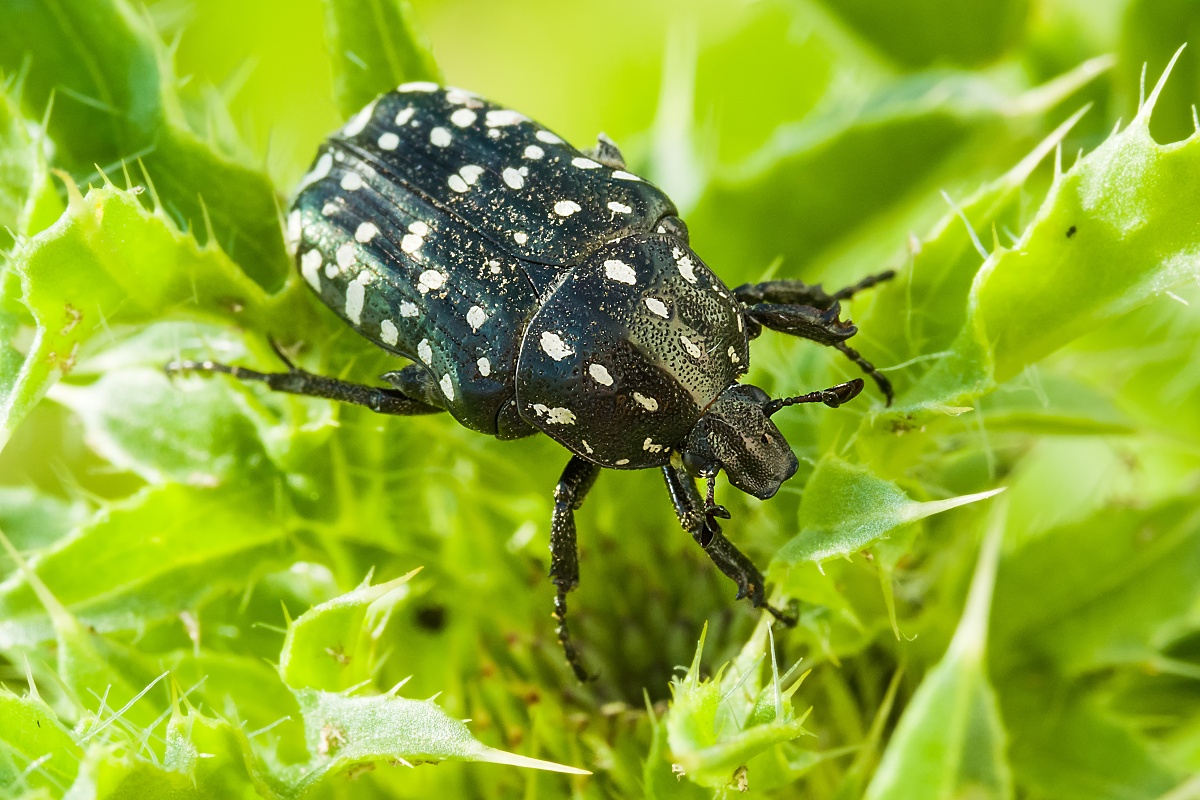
[{"xmin": 1066, "ymin": 225, "xmax": 1077, "ymax": 238}]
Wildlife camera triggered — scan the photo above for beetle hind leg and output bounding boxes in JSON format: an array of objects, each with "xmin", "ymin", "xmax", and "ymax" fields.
[
  {"xmin": 734, "ymin": 269, "xmax": 895, "ymax": 309},
  {"xmin": 550, "ymin": 456, "xmax": 602, "ymax": 682},
  {"xmin": 662, "ymin": 464, "xmax": 797, "ymax": 626},
  {"xmin": 165, "ymin": 353, "xmax": 445, "ymax": 416}
]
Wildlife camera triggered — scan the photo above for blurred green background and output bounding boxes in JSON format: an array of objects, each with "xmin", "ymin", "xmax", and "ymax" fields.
[{"xmin": 1, "ymin": 0, "xmax": 1199, "ymax": 797}]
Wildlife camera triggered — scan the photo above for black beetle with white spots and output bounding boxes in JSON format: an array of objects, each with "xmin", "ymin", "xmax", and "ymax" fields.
[{"xmin": 170, "ymin": 83, "xmax": 895, "ymax": 681}]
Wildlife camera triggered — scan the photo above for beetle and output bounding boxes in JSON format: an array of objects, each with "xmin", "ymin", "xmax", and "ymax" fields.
[{"xmin": 169, "ymin": 83, "xmax": 894, "ymax": 680}]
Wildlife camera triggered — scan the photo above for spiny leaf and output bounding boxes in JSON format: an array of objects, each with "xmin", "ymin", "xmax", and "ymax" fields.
[
  {"xmin": 0, "ymin": 482, "xmax": 293, "ymax": 645},
  {"xmin": 0, "ymin": 183, "xmax": 319, "ymax": 446},
  {"xmin": 0, "ymin": 0, "xmax": 289, "ymax": 288},
  {"xmin": 772, "ymin": 455, "xmax": 1003, "ymax": 566},
  {"xmin": 899, "ymin": 48, "xmax": 1200, "ymax": 412},
  {"xmin": 279, "ymin": 569, "xmax": 420, "ymax": 691}
]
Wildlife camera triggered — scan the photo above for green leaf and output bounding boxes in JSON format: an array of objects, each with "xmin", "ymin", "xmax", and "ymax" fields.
[
  {"xmin": 0, "ymin": 86, "xmax": 61, "ymax": 247},
  {"xmin": 864, "ymin": 510, "xmax": 1013, "ymax": 800},
  {"xmin": 0, "ymin": 482, "xmax": 292, "ymax": 645},
  {"xmin": 0, "ymin": 183, "xmax": 316, "ymax": 446},
  {"xmin": 0, "ymin": 689, "xmax": 81, "ymax": 794},
  {"xmin": 662, "ymin": 621, "xmax": 812, "ymax": 790},
  {"xmin": 287, "ymin": 686, "xmax": 588, "ymax": 791},
  {"xmin": 0, "ymin": 487, "xmax": 86, "ymax": 578},
  {"xmin": 322, "ymin": 0, "xmax": 441, "ymax": 119},
  {"xmin": 50, "ymin": 367, "xmax": 273, "ymax": 486},
  {"xmin": 773, "ymin": 455, "xmax": 1004, "ymax": 566},
  {"xmin": 902, "ymin": 50, "xmax": 1200, "ymax": 411},
  {"xmin": 279, "ymin": 569, "xmax": 420, "ymax": 691},
  {"xmin": 0, "ymin": 0, "xmax": 289, "ymax": 288}
]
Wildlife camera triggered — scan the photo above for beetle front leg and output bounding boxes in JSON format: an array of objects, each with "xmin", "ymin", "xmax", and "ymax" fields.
[
  {"xmin": 550, "ymin": 456, "xmax": 602, "ymax": 682},
  {"xmin": 661, "ymin": 464, "xmax": 796, "ymax": 626},
  {"xmin": 743, "ymin": 302, "xmax": 894, "ymax": 405},
  {"xmin": 734, "ymin": 270, "xmax": 895, "ymax": 309}
]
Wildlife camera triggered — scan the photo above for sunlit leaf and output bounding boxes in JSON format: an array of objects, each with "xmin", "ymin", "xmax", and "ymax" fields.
[
  {"xmin": 864, "ymin": 510, "xmax": 1012, "ymax": 800},
  {"xmin": 773, "ymin": 455, "xmax": 1003, "ymax": 566}
]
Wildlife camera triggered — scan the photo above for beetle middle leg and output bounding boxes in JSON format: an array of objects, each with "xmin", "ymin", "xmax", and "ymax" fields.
[
  {"xmin": 550, "ymin": 456, "xmax": 602, "ymax": 682},
  {"xmin": 166, "ymin": 352, "xmax": 445, "ymax": 417},
  {"xmin": 661, "ymin": 464, "xmax": 796, "ymax": 626}
]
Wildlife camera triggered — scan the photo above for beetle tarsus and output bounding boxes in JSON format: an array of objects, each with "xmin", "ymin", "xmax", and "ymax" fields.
[{"xmin": 550, "ymin": 456, "xmax": 601, "ymax": 682}]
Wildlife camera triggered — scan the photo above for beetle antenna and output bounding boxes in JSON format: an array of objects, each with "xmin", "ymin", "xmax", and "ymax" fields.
[{"xmin": 764, "ymin": 379, "xmax": 864, "ymax": 416}]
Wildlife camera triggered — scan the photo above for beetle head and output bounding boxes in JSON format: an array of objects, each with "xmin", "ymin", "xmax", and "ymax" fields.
[{"xmin": 681, "ymin": 384, "xmax": 799, "ymax": 500}]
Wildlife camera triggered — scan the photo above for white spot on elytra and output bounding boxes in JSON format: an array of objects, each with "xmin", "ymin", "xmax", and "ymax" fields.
[
  {"xmin": 535, "ymin": 130, "xmax": 562, "ymax": 144},
  {"xmin": 554, "ymin": 200, "xmax": 581, "ymax": 216},
  {"xmin": 417, "ymin": 339, "xmax": 432, "ymax": 364},
  {"xmin": 487, "ymin": 259, "xmax": 502, "ymax": 273},
  {"xmin": 513, "ymin": 231, "xmax": 528, "ymax": 245},
  {"xmin": 612, "ymin": 170, "xmax": 641, "ymax": 181},
  {"xmin": 675, "ymin": 252, "xmax": 697, "ymax": 283},
  {"xmin": 340, "ymin": 172, "xmax": 363, "ymax": 191},
  {"xmin": 409, "ymin": 221, "xmax": 429, "ymax": 236},
  {"xmin": 298, "ymin": 152, "xmax": 333, "ymax": 191},
  {"xmin": 737, "ymin": 314, "xmax": 744, "ymax": 331},
  {"xmin": 402, "ymin": 233, "xmax": 423, "ymax": 253},
  {"xmin": 524, "ymin": 144, "xmax": 544, "ymax": 159},
  {"xmin": 380, "ymin": 319, "xmax": 399, "ymax": 345},
  {"xmin": 394, "ymin": 106, "xmax": 415, "ymax": 126},
  {"xmin": 400, "ymin": 301, "xmax": 419, "ymax": 317},
  {"xmin": 644, "ymin": 297, "xmax": 668, "ymax": 317},
  {"xmin": 643, "ymin": 437, "xmax": 664, "ymax": 453},
  {"xmin": 345, "ymin": 280, "xmax": 365, "ymax": 325},
  {"xmin": 430, "ymin": 127, "xmax": 452, "ymax": 147},
  {"xmin": 300, "ymin": 249, "xmax": 322, "ymax": 290},
  {"xmin": 378, "ymin": 132, "xmax": 400, "ymax": 150},
  {"xmin": 342, "ymin": 102, "xmax": 375, "ymax": 136},
  {"xmin": 503, "ymin": 167, "xmax": 524, "ymax": 189},
  {"xmin": 355, "ymin": 222, "xmax": 378, "ymax": 242},
  {"xmin": 336, "ymin": 241, "xmax": 356, "ymax": 269},
  {"xmin": 572, "ymin": 157, "xmax": 601, "ymax": 169},
  {"xmin": 445, "ymin": 87, "xmax": 473, "ymax": 104},
  {"xmin": 466, "ymin": 305, "xmax": 487, "ymax": 331},
  {"xmin": 607, "ymin": 201, "xmax": 631, "ymax": 214},
  {"xmin": 448, "ymin": 174, "xmax": 469, "ymax": 193},
  {"xmin": 540, "ymin": 331, "xmax": 573, "ymax": 361},
  {"xmin": 532, "ymin": 404, "xmax": 576, "ymax": 425},
  {"xmin": 604, "ymin": 259, "xmax": 636, "ymax": 285},
  {"xmin": 588, "ymin": 363, "xmax": 613, "ymax": 386},
  {"xmin": 477, "ymin": 357, "xmax": 491, "ymax": 376},
  {"xmin": 325, "ymin": 263, "xmax": 338, "ymax": 278},
  {"xmin": 633, "ymin": 392, "xmax": 659, "ymax": 411},
  {"xmin": 321, "ymin": 201, "xmax": 339, "ymax": 216},
  {"xmin": 615, "ymin": 458, "xmax": 630, "ymax": 466},
  {"xmin": 440, "ymin": 374, "xmax": 455, "ymax": 400},
  {"xmin": 728, "ymin": 346, "xmax": 740, "ymax": 363},
  {"xmin": 460, "ymin": 165, "xmax": 484, "ymax": 185},
  {"xmin": 450, "ymin": 108, "xmax": 477, "ymax": 127},
  {"xmin": 680, "ymin": 335, "xmax": 702, "ymax": 359},
  {"xmin": 418, "ymin": 270, "xmax": 445, "ymax": 293},
  {"xmin": 399, "ymin": 81, "xmax": 438, "ymax": 92},
  {"xmin": 486, "ymin": 109, "xmax": 525, "ymax": 127}
]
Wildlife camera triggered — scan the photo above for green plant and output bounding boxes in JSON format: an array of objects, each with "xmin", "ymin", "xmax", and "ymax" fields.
[{"xmin": 1, "ymin": 1, "xmax": 1198, "ymax": 798}]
